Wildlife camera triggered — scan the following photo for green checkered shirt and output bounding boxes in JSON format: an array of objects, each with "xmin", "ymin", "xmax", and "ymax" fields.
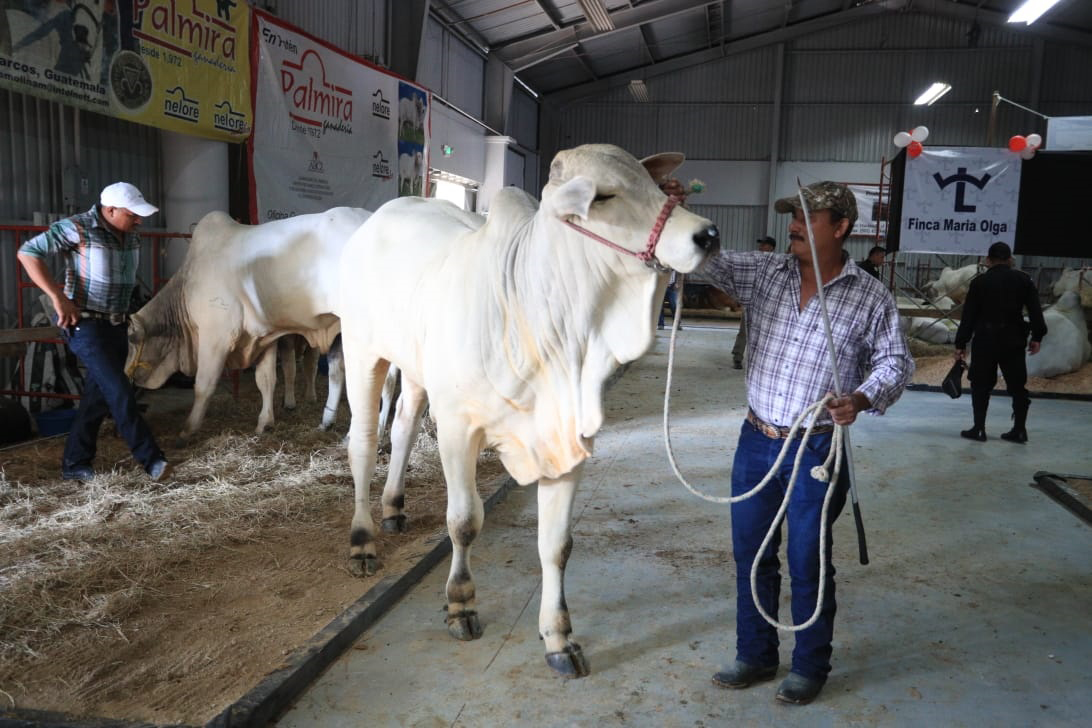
[{"xmin": 19, "ymin": 204, "xmax": 141, "ymax": 315}]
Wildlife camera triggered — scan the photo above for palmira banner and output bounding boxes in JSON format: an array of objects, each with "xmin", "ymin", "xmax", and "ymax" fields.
[
  {"xmin": 899, "ymin": 147, "xmax": 1021, "ymax": 254},
  {"xmin": 250, "ymin": 11, "xmax": 430, "ymax": 223},
  {"xmin": 0, "ymin": 0, "xmax": 251, "ymax": 141}
]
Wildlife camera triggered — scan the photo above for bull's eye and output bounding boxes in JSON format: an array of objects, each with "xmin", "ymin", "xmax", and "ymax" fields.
[{"xmin": 593, "ymin": 194, "xmax": 615, "ymax": 203}]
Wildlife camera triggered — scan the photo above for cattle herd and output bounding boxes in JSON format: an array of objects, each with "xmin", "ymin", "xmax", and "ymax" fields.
[{"xmin": 119, "ymin": 144, "xmax": 1089, "ymax": 678}]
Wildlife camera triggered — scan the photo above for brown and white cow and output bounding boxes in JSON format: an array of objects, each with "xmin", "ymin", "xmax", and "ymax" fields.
[
  {"xmin": 335, "ymin": 144, "xmax": 719, "ymax": 677},
  {"xmin": 126, "ymin": 207, "xmax": 370, "ymax": 438}
]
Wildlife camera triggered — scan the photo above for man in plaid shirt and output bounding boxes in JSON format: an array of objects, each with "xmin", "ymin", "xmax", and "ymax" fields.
[
  {"xmin": 18, "ymin": 182, "xmax": 170, "ymax": 482},
  {"xmin": 701, "ymin": 181, "xmax": 914, "ymax": 704}
]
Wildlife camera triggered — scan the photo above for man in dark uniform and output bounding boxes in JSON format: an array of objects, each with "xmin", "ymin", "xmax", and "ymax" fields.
[
  {"xmin": 954, "ymin": 242, "xmax": 1047, "ymax": 443},
  {"xmin": 858, "ymin": 246, "xmax": 886, "ymax": 279}
]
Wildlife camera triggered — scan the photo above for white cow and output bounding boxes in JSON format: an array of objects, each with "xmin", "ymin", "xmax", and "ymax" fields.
[
  {"xmin": 924, "ymin": 264, "xmax": 980, "ymax": 304},
  {"xmin": 1026, "ymin": 292, "xmax": 1091, "ymax": 378},
  {"xmin": 1052, "ymin": 268, "xmax": 1092, "ymax": 308},
  {"xmin": 398, "ymin": 96, "xmax": 425, "ymax": 135},
  {"xmin": 335, "ymin": 144, "xmax": 719, "ymax": 677},
  {"xmin": 901, "ymin": 315, "xmax": 959, "ymax": 345},
  {"xmin": 127, "ymin": 208, "xmax": 370, "ymax": 438},
  {"xmin": 398, "ymin": 151, "xmax": 422, "ymax": 195}
]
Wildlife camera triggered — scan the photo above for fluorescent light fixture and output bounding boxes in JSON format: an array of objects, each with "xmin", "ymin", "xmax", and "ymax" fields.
[
  {"xmin": 628, "ymin": 80, "xmax": 650, "ymax": 103},
  {"xmin": 1008, "ymin": 0, "xmax": 1064, "ymax": 25},
  {"xmin": 577, "ymin": 0, "xmax": 615, "ymax": 32},
  {"xmin": 914, "ymin": 82, "xmax": 952, "ymax": 106}
]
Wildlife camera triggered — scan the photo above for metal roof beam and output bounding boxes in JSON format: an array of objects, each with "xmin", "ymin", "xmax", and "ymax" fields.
[
  {"xmin": 545, "ymin": 2, "xmax": 889, "ymax": 106},
  {"xmin": 495, "ymin": 0, "xmax": 716, "ymax": 66}
]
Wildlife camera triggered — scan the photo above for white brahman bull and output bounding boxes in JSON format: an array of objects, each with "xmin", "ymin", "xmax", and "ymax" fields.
[
  {"xmin": 398, "ymin": 96, "xmax": 425, "ymax": 136},
  {"xmin": 398, "ymin": 151, "xmax": 422, "ymax": 196},
  {"xmin": 126, "ymin": 207, "xmax": 370, "ymax": 438},
  {"xmin": 335, "ymin": 144, "xmax": 719, "ymax": 678},
  {"xmin": 1052, "ymin": 268, "xmax": 1092, "ymax": 308},
  {"xmin": 924, "ymin": 263, "xmax": 980, "ymax": 304},
  {"xmin": 1026, "ymin": 291, "xmax": 1091, "ymax": 378}
]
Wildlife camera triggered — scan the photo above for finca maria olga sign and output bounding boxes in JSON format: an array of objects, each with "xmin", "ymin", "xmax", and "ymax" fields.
[{"xmin": 898, "ymin": 147, "xmax": 1021, "ymax": 255}]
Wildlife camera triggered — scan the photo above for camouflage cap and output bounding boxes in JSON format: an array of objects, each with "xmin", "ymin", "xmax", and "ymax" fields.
[{"xmin": 774, "ymin": 181, "xmax": 858, "ymax": 225}]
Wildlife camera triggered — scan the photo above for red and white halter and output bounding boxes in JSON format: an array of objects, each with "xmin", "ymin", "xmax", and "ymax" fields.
[{"xmin": 561, "ymin": 194, "xmax": 682, "ymax": 271}]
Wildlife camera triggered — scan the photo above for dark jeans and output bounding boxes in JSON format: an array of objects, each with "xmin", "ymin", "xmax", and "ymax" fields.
[
  {"xmin": 658, "ymin": 285, "xmax": 678, "ymax": 327},
  {"xmin": 730, "ymin": 419, "xmax": 849, "ymax": 682},
  {"xmin": 61, "ymin": 319, "xmax": 163, "ymax": 473},
  {"xmin": 969, "ymin": 337, "xmax": 1029, "ymax": 407}
]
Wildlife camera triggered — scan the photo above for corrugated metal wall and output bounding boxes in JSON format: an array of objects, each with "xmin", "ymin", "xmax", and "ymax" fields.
[{"xmin": 265, "ymin": 0, "xmax": 387, "ymax": 64}]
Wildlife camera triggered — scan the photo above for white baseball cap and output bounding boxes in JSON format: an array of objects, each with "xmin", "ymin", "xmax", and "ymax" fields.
[{"xmin": 100, "ymin": 182, "xmax": 159, "ymax": 217}]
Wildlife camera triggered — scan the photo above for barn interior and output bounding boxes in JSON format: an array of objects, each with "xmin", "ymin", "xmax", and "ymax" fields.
[{"xmin": 1, "ymin": 0, "xmax": 1092, "ymax": 725}]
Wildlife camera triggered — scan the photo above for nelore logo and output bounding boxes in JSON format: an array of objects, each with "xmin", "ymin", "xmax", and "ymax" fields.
[
  {"xmin": 280, "ymin": 49, "xmax": 353, "ymax": 133},
  {"xmin": 163, "ymin": 86, "xmax": 199, "ymax": 122},
  {"xmin": 309, "ymin": 151, "xmax": 324, "ymax": 173},
  {"xmin": 213, "ymin": 100, "xmax": 247, "ymax": 133},
  {"xmin": 372, "ymin": 89, "xmax": 390, "ymax": 119},
  {"xmin": 371, "ymin": 150, "xmax": 392, "ymax": 179}
]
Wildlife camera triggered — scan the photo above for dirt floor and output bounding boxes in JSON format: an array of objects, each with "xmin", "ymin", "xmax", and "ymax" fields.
[
  {"xmin": 910, "ymin": 348, "xmax": 1092, "ymax": 395},
  {"xmin": 0, "ymin": 377, "xmax": 506, "ymax": 725}
]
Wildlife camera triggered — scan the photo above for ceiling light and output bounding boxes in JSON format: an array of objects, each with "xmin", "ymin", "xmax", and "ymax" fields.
[
  {"xmin": 914, "ymin": 82, "xmax": 952, "ymax": 106},
  {"xmin": 628, "ymin": 80, "xmax": 649, "ymax": 103},
  {"xmin": 576, "ymin": 0, "xmax": 615, "ymax": 33},
  {"xmin": 1008, "ymin": 0, "xmax": 1064, "ymax": 25}
]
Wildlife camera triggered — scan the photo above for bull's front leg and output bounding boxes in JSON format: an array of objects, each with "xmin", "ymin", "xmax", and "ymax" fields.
[
  {"xmin": 181, "ymin": 342, "xmax": 231, "ymax": 442},
  {"xmin": 254, "ymin": 345, "xmax": 278, "ymax": 434},
  {"xmin": 301, "ymin": 343, "xmax": 319, "ymax": 402},
  {"xmin": 438, "ymin": 420, "xmax": 485, "ymax": 641},
  {"xmin": 380, "ymin": 376, "xmax": 426, "ymax": 533},
  {"xmin": 319, "ymin": 339, "xmax": 344, "ymax": 431},
  {"xmin": 538, "ymin": 463, "xmax": 589, "ymax": 678},
  {"xmin": 345, "ymin": 353, "xmax": 390, "ymax": 576},
  {"xmin": 279, "ymin": 336, "xmax": 298, "ymax": 411}
]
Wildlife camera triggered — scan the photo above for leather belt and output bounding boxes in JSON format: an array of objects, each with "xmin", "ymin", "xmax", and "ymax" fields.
[
  {"xmin": 746, "ymin": 408, "xmax": 834, "ymax": 439},
  {"xmin": 80, "ymin": 310, "xmax": 129, "ymax": 325}
]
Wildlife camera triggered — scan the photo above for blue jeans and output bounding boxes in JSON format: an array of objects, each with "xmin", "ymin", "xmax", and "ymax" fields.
[
  {"xmin": 658, "ymin": 285, "xmax": 678, "ymax": 327},
  {"xmin": 730, "ymin": 419, "xmax": 849, "ymax": 682},
  {"xmin": 61, "ymin": 319, "xmax": 163, "ymax": 473}
]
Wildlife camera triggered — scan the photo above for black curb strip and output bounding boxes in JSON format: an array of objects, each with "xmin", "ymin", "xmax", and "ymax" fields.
[
  {"xmin": 906, "ymin": 383, "xmax": 1092, "ymax": 402},
  {"xmin": 1031, "ymin": 471, "xmax": 1092, "ymax": 527},
  {"xmin": 1, "ymin": 475, "xmax": 519, "ymax": 728}
]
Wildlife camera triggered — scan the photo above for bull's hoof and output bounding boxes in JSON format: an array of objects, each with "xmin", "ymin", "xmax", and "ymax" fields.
[
  {"xmin": 317, "ymin": 421, "xmax": 333, "ymax": 432},
  {"xmin": 445, "ymin": 610, "xmax": 482, "ymax": 641},
  {"xmin": 381, "ymin": 515, "xmax": 407, "ymax": 533},
  {"xmin": 348, "ymin": 554, "xmax": 379, "ymax": 577},
  {"xmin": 545, "ymin": 643, "xmax": 589, "ymax": 678},
  {"xmin": 174, "ymin": 435, "xmax": 191, "ymax": 449},
  {"xmin": 285, "ymin": 403, "xmax": 297, "ymax": 411}
]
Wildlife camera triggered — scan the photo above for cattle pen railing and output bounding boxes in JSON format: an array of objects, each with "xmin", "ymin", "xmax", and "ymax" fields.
[{"xmin": 1, "ymin": 225, "xmax": 191, "ymax": 404}]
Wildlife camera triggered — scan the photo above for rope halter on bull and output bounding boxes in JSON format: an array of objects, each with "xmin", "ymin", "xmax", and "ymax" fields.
[
  {"xmin": 661, "ymin": 185, "xmax": 867, "ymax": 633},
  {"xmin": 561, "ymin": 194, "xmax": 681, "ymax": 271}
]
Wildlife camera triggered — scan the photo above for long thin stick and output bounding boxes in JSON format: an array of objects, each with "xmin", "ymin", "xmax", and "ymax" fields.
[{"xmin": 798, "ymin": 188, "xmax": 870, "ymax": 565}]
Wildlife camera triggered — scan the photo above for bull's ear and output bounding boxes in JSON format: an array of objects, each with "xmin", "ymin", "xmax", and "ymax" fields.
[
  {"xmin": 544, "ymin": 175, "xmax": 597, "ymax": 221},
  {"xmin": 640, "ymin": 152, "xmax": 685, "ymax": 186}
]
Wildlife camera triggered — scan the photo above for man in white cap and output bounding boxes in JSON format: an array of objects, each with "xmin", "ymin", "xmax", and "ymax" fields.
[{"xmin": 17, "ymin": 182, "xmax": 170, "ymax": 482}]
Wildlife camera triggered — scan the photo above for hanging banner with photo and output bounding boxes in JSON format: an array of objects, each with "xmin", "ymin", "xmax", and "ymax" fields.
[
  {"xmin": 0, "ymin": 0, "xmax": 251, "ymax": 141},
  {"xmin": 250, "ymin": 10, "xmax": 430, "ymax": 223},
  {"xmin": 898, "ymin": 147, "xmax": 1021, "ymax": 255},
  {"xmin": 847, "ymin": 184, "xmax": 886, "ymax": 238}
]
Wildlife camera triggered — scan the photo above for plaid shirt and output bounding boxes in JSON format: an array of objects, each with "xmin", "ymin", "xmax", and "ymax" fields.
[
  {"xmin": 18, "ymin": 204, "xmax": 140, "ymax": 315},
  {"xmin": 701, "ymin": 250, "xmax": 914, "ymax": 427}
]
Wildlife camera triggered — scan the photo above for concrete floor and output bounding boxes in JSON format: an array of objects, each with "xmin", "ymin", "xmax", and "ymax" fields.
[{"xmin": 278, "ymin": 322, "xmax": 1091, "ymax": 728}]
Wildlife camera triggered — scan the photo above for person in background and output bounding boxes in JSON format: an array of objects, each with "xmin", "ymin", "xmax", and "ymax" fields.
[
  {"xmin": 731, "ymin": 236, "xmax": 777, "ymax": 368},
  {"xmin": 701, "ymin": 181, "xmax": 913, "ymax": 705},
  {"xmin": 858, "ymin": 246, "xmax": 886, "ymax": 279},
  {"xmin": 953, "ymin": 241, "xmax": 1046, "ymax": 443},
  {"xmin": 17, "ymin": 182, "xmax": 170, "ymax": 482}
]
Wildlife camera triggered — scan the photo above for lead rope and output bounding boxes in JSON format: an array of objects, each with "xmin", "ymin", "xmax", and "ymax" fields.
[{"xmin": 661, "ymin": 187, "xmax": 857, "ymax": 632}]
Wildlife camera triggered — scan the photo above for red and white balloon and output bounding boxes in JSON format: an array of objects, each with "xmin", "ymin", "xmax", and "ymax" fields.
[
  {"xmin": 893, "ymin": 126, "xmax": 929, "ymax": 158},
  {"xmin": 1009, "ymin": 132, "xmax": 1042, "ymax": 160}
]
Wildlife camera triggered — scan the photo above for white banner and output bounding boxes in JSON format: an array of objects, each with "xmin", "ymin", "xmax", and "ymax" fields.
[
  {"xmin": 899, "ymin": 147, "xmax": 1021, "ymax": 254},
  {"xmin": 848, "ymin": 184, "xmax": 885, "ymax": 238},
  {"xmin": 250, "ymin": 11, "xmax": 429, "ymax": 223}
]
